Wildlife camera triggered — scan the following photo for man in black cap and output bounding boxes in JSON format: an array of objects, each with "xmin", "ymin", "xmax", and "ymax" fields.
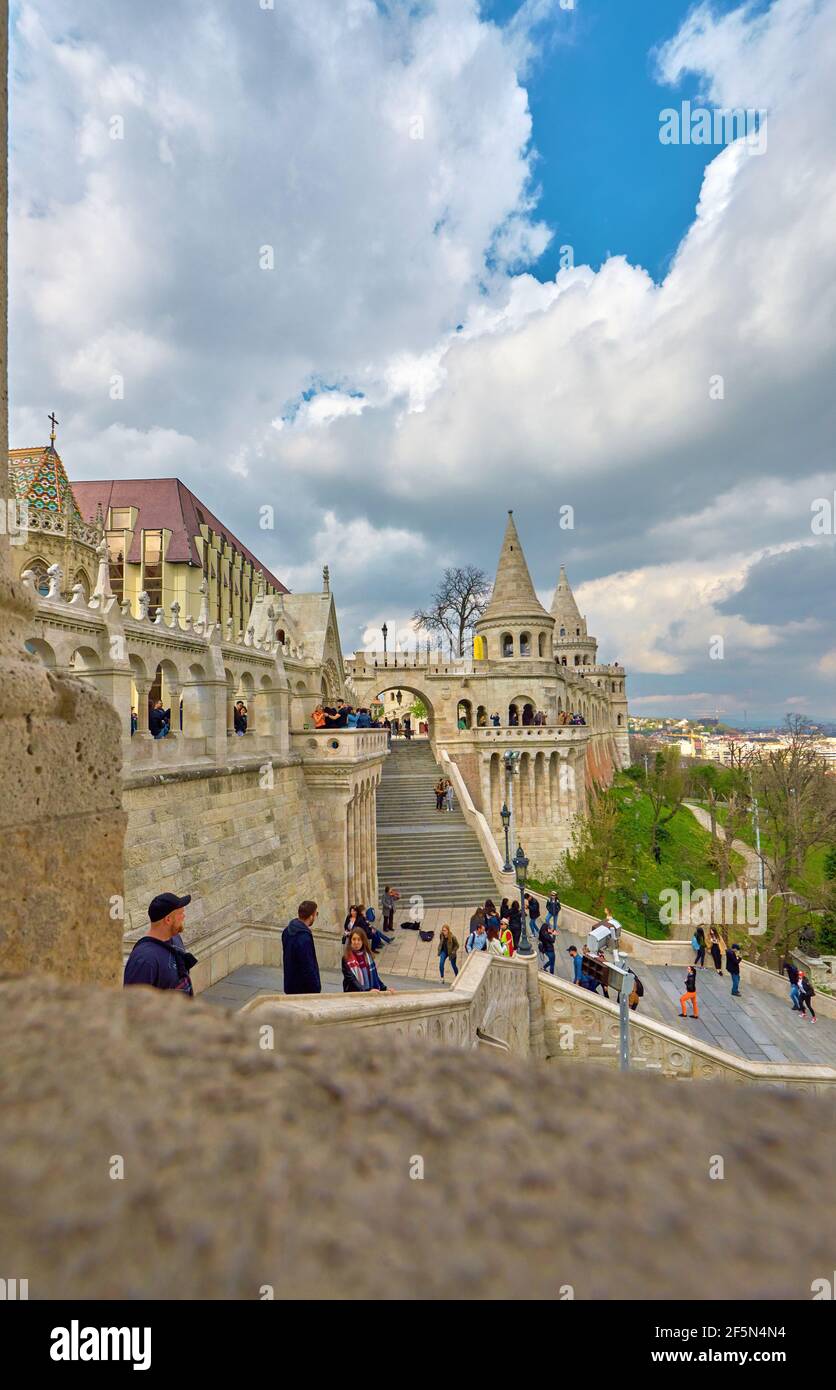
[{"xmin": 123, "ymin": 892, "xmax": 195, "ymax": 996}]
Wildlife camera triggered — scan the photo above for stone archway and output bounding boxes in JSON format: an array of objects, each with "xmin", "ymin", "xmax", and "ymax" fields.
[{"xmin": 373, "ymin": 683, "xmax": 437, "ymax": 740}]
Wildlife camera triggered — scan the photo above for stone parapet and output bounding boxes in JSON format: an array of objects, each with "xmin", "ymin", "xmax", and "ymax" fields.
[{"xmin": 539, "ymin": 972, "xmax": 836, "ymax": 1091}]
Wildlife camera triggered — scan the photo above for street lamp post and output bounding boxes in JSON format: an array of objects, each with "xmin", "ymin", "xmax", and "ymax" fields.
[
  {"xmin": 382, "ymin": 622, "xmax": 388, "ymax": 667},
  {"xmin": 500, "ymin": 802, "xmax": 512, "ymax": 872},
  {"xmin": 513, "ymin": 844, "xmax": 533, "ymax": 955},
  {"xmin": 641, "ymin": 891, "xmax": 649, "ymax": 938}
]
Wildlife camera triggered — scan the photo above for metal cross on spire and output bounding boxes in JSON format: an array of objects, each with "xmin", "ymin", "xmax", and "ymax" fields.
[{"xmin": 48, "ymin": 412, "xmax": 59, "ymax": 447}]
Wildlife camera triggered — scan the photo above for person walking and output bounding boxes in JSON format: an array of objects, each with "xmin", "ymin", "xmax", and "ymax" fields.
[
  {"xmin": 692, "ymin": 926, "xmax": 707, "ymax": 969},
  {"xmin": 628, "ymin": 970, "xmax": 644, "ymax": 1012},
  {"xmin": 434, "ymin": 776, "xmax": 446, "ymax": 811},
  {"xmin": 545, "ymin": 893, "xmax": 561, "ymax": 931},
  {"xmin": 444, "ymin": 781, "xmax": 454, "ymax": 813},
  {"xmin": 466, "ymin": 922, "xmax": 488, "ymax": 952},
  {"xmin": 709, "ymin": 926, "xmax": 724, "ymax": 976},
  {"xmin": 382, "ymin": 884, "xmax": 399, "ymax": 936},
  {"xmin": 782, "ymin": 957, "xmax": 801, "ymax": 1011},
  {"xmin": 726, "ymin": 942, "xmax": 743, "ymax": 997},
  {"xmin": 797, "ymin": 971, "xmax": 817, "ymax": 1022},
  {"xmin": 282, "ymin": 900, "xmax": 321, "ymax": 994},
  {"xmin": 679, "ymin": 964, "xmax": 699, "ymax": 1018},
  {"xmin": 538, "ymin": 920, "xmax": 556, "ymax": 974},
  {"xmin": 438, "ymin": 924, "xmax": 459, "ymax": 979},
  {"xmin": 526, "ymin": 892, "xmax": 541, "ymax": 941},
  {"xmin": 123, "ymin": 892, "xmax": 194, "ymax": 995},
  {"xmin": 499, "ymin": 917, "xmax": 515, "ymax": 957},
  {"xmin": 342, "ymin": 927, "xmax": 390, "ymax": 993},
  {"xmin": 567, "ymin": 944, "xmax": 585, "ymax": 987},
  {"xmin": 486, "ymin": 924, "xmax": 508, "ymax": 957}
]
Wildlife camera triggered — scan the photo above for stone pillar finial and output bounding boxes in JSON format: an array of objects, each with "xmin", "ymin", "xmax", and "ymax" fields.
[
  {"xmin": 169, "ymin": 600, "xmax": 181, "ymax": 631},
  {"xmin": 69, "ymin": 583, "xmax": 86, "ymax": 607},
  {"xmin": 322, "ymin": 564, "xmax": 330, "ymax": 594},
  {"xmin": 91, "ymin": 534, "xmax": 113, "ymax": 605},
  {"xmin": 197, "ymin": 579, "xmax": 210, "ymax": 633},
  {"xmin": 138, "ymin": 591, "xmax": 150, "ymax": 621},
  {"xmin": 46, "ymin": 563, "xmax": 63, "ymax": 601},
  {"xmin": 153, "ymin": 606, "xmax": 165, "ymax": 627}
]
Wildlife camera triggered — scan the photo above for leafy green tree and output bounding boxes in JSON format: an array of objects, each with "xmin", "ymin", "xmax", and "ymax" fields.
[{"xmin": 562, "ymin": 785, "xmax": 630, "ymax": 914}]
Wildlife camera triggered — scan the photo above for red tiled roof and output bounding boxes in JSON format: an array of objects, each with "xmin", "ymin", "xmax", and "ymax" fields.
[{"xmin": 72, "ymin": 478, "xmax": 289, "ymax": 593}]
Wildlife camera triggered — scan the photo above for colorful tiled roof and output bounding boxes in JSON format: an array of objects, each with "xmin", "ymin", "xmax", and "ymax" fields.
[{"xmin": 8, "ymin": 446, "xmax": 86, "ymax": 522}]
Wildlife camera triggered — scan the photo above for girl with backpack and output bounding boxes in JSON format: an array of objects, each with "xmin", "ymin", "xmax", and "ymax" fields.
[
  {"xmin": 692, "ymin": 926, "xmax": 706, "ymax": 968},
  {"xmin": 798, "ymin": 971, "xmax": 817, "ymax": 1022}
]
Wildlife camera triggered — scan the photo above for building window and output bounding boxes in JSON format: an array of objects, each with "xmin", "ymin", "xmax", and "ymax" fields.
[
  {"xmin": 24, "ymin": 558, "xmax": 50, "ymax": 595},
  {"xmin": 111, "ymin": 507, "xmax": 132, "ymax": 530},
  {"xmin": 520, "ymin": 632, "xmax": 531, "ymax": 657},
  {"xmin": 143, "ymin": 530, "xmax": 163, "ymax": 615},
  {"xmin": 538, "ymin": 632, "xmax": 547, "ymax": 657},
  {"xmin": 107, "ymin": 533, "xmax": 125, "ymax": 603},
  {"xmin": 501, "ymin": 633, "xmax": 514, "ymax": 658}
]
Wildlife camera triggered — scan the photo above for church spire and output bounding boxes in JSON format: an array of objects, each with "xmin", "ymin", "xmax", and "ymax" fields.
[
  {"xmin": 480, "ymin": 511, "xmax": 551, "ymax": 623},
  {"xmin": 550, "ymin": 563, "xmax": 584, "ymax": 628}
]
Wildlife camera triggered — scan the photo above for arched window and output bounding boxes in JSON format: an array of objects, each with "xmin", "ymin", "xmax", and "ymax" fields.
[
  {"xmin": 519, "ymin": 632, "xmax": 531, "ymax": 657},
  {"xmin": 538, "ymin": 632, "xmax": 547, "ymax": 657},
  {"xmin": 501, "ymin": 633, "xmax": 514, "ymax": 658},
  {"xmin": 560, "ymin": 627, "xmax": 566, "ymax": 637},
  {"xmin": 23, "ymin": 558, "xmax": 51, "ymax": 596},
  {"xmin": 457, "ymin": 700, "xmax": 472, "ymax": 730},
  {"xmin": 574, "ymin": 655, "xmax": 581, "ymax": 666},
  {"xmin": 276, "ymin": 628, "xmax": 286, "ymax": 644}
]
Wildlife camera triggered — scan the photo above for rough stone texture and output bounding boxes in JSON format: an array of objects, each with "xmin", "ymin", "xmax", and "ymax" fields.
[{"xmin": 0, "ymin": 974, "xmax": 833, "ymax": 1301}]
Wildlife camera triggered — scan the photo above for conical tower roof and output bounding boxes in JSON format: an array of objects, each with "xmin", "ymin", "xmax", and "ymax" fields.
[
  {"xmin": 479, "ymin": 512, "xmax": 552, "ymax": 624},
  {"xmin": 8, "ymin": 445, "xmax": 86, "ymax": 525},
  {"xmin": 550, "ymin": 563, "xmax": 584, "ymax": 629}
]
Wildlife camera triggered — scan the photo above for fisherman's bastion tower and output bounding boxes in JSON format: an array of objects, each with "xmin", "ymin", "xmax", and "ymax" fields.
[{"xmin": 347, "ymin": 511, "xmax": 629, "ymax": 870}]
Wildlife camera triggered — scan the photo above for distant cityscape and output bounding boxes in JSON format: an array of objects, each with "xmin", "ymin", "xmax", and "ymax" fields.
[{"xmin": 629, "ymin": 715, "xmax": 836, "ymax": 766}]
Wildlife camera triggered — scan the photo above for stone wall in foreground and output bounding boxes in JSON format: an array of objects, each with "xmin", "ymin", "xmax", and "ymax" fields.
[{"xmin": 2, "ymin": 973, "xmax": 834, "ymax": 1300}]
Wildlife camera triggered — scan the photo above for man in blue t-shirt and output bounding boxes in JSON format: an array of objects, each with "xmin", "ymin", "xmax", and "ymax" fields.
[{"xmin": 123, "ymin": 892, "xmax": 195, "ymax": 996}]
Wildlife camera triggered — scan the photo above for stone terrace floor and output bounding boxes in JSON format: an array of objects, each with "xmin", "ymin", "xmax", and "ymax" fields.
[{"xmin": 202, "ymin": 906, "xmax": 836, "ymax": 1068}]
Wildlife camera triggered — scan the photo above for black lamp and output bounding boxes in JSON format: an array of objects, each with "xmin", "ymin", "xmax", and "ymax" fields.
[
  {"xmin": 513, "ymin": 844, "xmax": 533, "ymax": 955},
  {"xmin": 500, "ymin": 802, "xmax": 511, "ymax": 872},
  {"xmin": 382, "ymin": 622, "xmax": 388, "ymax": 666}
]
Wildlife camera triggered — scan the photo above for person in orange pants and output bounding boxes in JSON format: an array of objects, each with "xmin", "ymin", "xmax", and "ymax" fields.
[{"xmin": 679, "ymin": 965, "xmax": 699, "ymax": 1018}]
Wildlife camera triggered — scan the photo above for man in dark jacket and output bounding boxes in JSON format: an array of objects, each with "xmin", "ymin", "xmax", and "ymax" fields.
[
  {"xmin": 124, "ymin": 892, "xmax": 194, "ymax": 995},
  {"xmin": 726, "ymin": 943, "xmax": 742, "ymax": 997},
  {"xmin": 282, "ymin": 901, "xmax": 322, "ymax": 994}
]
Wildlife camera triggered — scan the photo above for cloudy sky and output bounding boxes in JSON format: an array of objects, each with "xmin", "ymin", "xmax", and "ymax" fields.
[{"xmin": 9, "ymin": 0, "xmax": 836, "ymax": 722}]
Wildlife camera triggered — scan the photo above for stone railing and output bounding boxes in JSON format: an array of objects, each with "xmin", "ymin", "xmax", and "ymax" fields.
[
  {"xmin": 236, "ymin": 936, "xmax": 834, "ymax": 1091},
  {"xmin": 469, "ymin": 724, "xmax": 589, "ymax": 740},
  {"xmin": 437, "ymin": 748, "xmax": 514, "ymax": 894},
  {"xmin": 23, "ymin": 506, "xmax": 101, "ymax": 548},
  {"xmin": 553, "ymin": 901, "xmax": 836, "ymax": 1022},
  {"xmin": 241, "ymin": 949, "xmax": 539, "ymax": 1056},
  {"xmin": 539, "ymin": 971, "xmax": 836, "ymax": 1092},
  {"xmin": 291, "ymin": 728, "xmax": 389, "ymax": 762}
]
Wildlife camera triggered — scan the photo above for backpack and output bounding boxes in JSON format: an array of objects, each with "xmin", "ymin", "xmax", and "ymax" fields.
[
  {"xmin": 632, "ymin": 973, "xmax": 644, "ymax": 997},
  {"xmin": 691, "ymin": 934, "xmax": 699, "ymax": 951},
  {"xmin": 366, "ymin": 907, "xmax": 376, "ymax": 923}
]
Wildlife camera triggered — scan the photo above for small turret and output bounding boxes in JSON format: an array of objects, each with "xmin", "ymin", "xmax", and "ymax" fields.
[{"xmin": 551, "ymin": 564, "xmax": 597, "ymax": 667}]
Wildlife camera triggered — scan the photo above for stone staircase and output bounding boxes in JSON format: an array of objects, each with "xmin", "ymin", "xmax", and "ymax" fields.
[{"xmin": 376, "ymin": 740, "xmax": 499, "ymax": 909}]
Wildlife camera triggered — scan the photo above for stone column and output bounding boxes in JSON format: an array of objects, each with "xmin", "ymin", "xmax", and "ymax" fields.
[
  {"xmin": 134, "ymin": 679, "xmax": 153, "ymax": 739},
  {"xmin": 346, "ymin": 793, "xmax": 356, "ymax": 905}
]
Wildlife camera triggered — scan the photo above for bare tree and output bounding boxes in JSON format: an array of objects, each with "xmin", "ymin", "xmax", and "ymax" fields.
[
  {"xmin": 750, "ymin": 716, "xmax": 836, "ymax": 955},
  {"xmin": 413, "ymin": 565, "xmax": 492, "ymax": 657}
]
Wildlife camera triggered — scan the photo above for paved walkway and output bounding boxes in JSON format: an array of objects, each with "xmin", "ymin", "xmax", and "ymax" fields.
[
  {"xmin": 200, "ymin": 911, "xmax": 836, "ymax": 1068},
  {"xmin": 384, "ymin": 906, "xmax": 836, "ymax": 1067},
  {"xmin": 684, "ymin": 800, "xmax": 761, "ymax": 888},
  {"xmin": 202, "ymin": 961, "xmax": 448, "ymax": 1010}
]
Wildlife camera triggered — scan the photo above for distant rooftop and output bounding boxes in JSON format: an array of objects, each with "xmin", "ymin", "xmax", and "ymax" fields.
[{"xmin": 71, "ymin": 477, "xmax": 288, "ymax": 594}]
